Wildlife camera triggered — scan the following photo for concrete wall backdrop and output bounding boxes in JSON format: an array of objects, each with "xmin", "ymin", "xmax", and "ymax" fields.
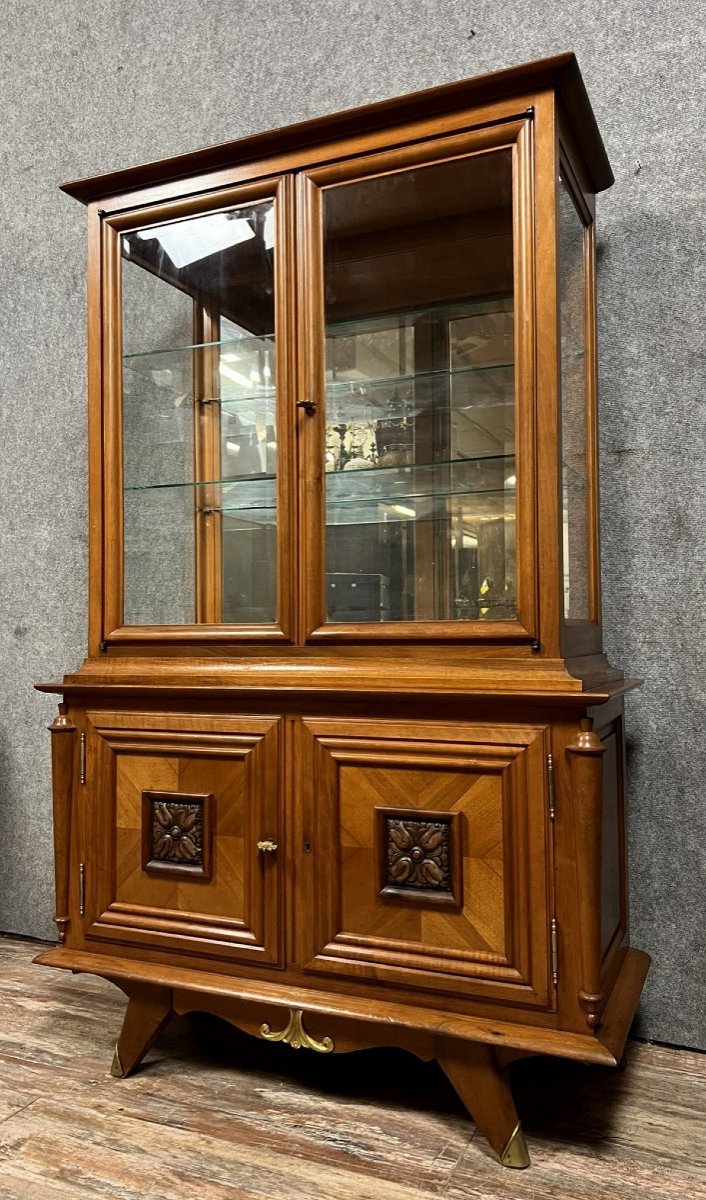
[{"xmin": 1, "ymin": 0, "xmax": 703, "ymax": 1049}]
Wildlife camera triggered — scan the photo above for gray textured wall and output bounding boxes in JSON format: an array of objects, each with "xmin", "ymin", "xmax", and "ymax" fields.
[{"xmin": 1, "ymin": 0, "xmax": 703, "ymax": 1049}]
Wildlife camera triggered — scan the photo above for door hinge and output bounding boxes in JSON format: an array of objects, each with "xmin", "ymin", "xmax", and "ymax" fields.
[
  {"xmin": 79, "ymin": 732, "xmax": 86, "ymax": 785},
  {"xmin": 551, "ymin": 917, "xmax": 559, "ymax": 986},
  {"xmin": 547, "ymin": 753, "xmax": 556, "ymax": 820},
  {"xmin": 79, "ymin": 863, "xmax": 86, "ymax": 917}
]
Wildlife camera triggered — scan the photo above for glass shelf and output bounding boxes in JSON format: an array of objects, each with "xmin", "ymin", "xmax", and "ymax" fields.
[
  {"xmin": 124, "ymin": 453, "xmax": 512, "ymax": 493},
  {"xmin": 326, "ymin": 361, "xmax": 512, "ymax": 395},
  {"xmin": 325, "ymin": 366, "xmax": 513, "ymax": 427},
  {"xmin": 125, "ymin": 483, "xmax": 278, "ymax": 528},
  {"xmin": 325, "ymin": 296, "xmax": 513, "ymax": 333},
  {"xmin": 327, "ymin": 455, "xmax": 513, "ymax": 502},
  {"xmin": 122, "ymin": 360, "xmax": 511, "ymax": 421},
  {"xmin": 325, "ymin": 488, "xmax": 514, "ymax": 527},
  {"xmin": 123, "ymin": 334, "xmax": 275, "ymax": 361},
  {"xmin": 124, "ymin": 476, "xmax": 276, "ymax": 515},
  {"xmin": 124, "ymin": 473, "xmax": 276, "ymax": 493},
  {"xmin": 123, "ymin": 334, "xmax": 276, "ymax": 414},
  {"xmin": 122, "ymin": 453, "xmax": 513, "ymax": 520}
]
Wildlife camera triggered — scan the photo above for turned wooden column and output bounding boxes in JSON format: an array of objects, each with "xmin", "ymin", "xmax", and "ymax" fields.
[
  {"xmin": 566, "ymin": 718, "xmax": 607, "ymax": 1030},
  {"xmin": 47, "ymin": 705, "xmax": 76, "ymax": 944}
]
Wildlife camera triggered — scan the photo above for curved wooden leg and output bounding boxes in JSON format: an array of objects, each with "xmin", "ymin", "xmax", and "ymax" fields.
[
  {"xmin": 437, "ymin": 1039, "xmax": 530, "ymax": 1169},
  {"xmin": 110, "ymin": 983, "xmax": 173, "ymax": 1079}
]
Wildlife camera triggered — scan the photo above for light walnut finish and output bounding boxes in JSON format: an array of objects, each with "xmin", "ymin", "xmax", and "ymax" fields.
[
  {"xmin": 111, "ymin": 981, "xmax": 173, "ymax": 1078},
  {"xmin": 34, "ymin": 943, "xmax": 650, "ymax": 1068},
  {"xmin": 47, "ymin": 706, "xmax": 76, "ymax": 944},
  {"xmin": 37, "ymin": 53, "xmax": 648, "ymax": 1169},
  {"xmin": 437, "ymin": 1040, "xmax": 529, "ymax": 1167}
]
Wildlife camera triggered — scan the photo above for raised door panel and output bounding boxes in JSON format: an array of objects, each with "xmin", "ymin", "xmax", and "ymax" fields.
[
  {"xmin": 298, "ymin": 718, "xmax": 551, "ymax": 1008},
  {"xmin": 82, "ymin": 711, "xmax": 282, "ymax": 966}
]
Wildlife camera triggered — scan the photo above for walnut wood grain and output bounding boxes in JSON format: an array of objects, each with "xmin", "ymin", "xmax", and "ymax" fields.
[
  {"xmin": 437, "ymin": 1039, "xmax": 529, "ymax": 1167},
  {"xmin": 34, "ymin": 944, "xmax": 649, "ymax": 1068},
  {"xmin": 111, "ymin": 982, "xmax": 173, "ymax": 1078},
  {"xmin": 567, "ymin": 719, "xmax": 608, "ymax": 1029},
  {"xmin": 47, "ymin": 705, "xmax": 76, "ymax": 943},
  {"xmin": 60, "ymin": 53, "xmax": 612, "ymax": 204},
  {"xmin": 34, "ymin": 55, "xmax": 650, "ymax": 1174}
]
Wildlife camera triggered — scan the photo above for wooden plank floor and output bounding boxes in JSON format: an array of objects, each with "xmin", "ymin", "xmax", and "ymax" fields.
[{"xmin": 0, "ymin": 938, "xmax": 704, "ymax": 1199}]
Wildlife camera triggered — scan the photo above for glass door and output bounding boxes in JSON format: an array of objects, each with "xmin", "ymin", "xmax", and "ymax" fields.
[
  {"xmin": 298, "ymin": 120, "xmax": 536, "ymax": 640},
  {"xmin": 103, "ymin": 177, "xmax": 294, "ymax": 641}
]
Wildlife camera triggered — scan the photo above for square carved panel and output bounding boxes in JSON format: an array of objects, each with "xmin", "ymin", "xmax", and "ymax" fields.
[
  {"xmin": 376, "ymin": 808, "xmax": 462, "ymax": 907},
  {"xmin": 142, "ymin": 790, "xmax": 214, "ymax": 880}
]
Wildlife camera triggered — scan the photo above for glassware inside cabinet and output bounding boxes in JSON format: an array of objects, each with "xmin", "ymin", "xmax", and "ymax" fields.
[{"xmin": 322, "ymin": 150, "xmax": 517, "ymax": 624}]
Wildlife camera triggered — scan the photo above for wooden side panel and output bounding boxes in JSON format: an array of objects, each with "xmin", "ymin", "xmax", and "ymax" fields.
[
  {"xmin": 595, "ymin": 707, "xmax": 629, "ymax": 977},
  {"xmin": 298, "ymin": 718, "xmax": 552, "ymax": 1008},
  {"xmin": 47, "ymin": 706, "xmax": 77, "ymax": 944},
  {"xmin": 80, "ymin": 711, "xmax": 284, "ymax": 966}
]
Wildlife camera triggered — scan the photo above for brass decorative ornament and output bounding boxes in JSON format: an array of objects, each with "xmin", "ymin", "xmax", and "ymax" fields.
[{"xmin": 260, "ymin": 1008, "xmax": 334, "ymax": 1053}]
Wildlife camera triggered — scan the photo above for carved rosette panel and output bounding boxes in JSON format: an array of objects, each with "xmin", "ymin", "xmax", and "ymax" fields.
[
  {"xmin": 142, "ymin": 791, "xmax": 213, "ymax": 879},
  {"xmin": 377, "ymin": 808, "xmax": 461, "ymax": 906}
]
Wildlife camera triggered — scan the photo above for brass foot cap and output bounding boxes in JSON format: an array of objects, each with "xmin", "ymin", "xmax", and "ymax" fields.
[
  {"xmin": 500, "ymin": 1122, "xmax": 530, "ymax": 1169},
  {"xmin": 110, "ymin": 1045, "xmax": 124, "ymax": 1078}
]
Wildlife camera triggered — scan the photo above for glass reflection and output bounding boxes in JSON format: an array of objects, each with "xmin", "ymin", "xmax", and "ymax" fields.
[
  {"xmin": 121, "ymin": 200, "xmax": 277, "ymax": 626},
  {"xmin": 322, "ymin": 152, "xmax": 516, "ymax": 623}
]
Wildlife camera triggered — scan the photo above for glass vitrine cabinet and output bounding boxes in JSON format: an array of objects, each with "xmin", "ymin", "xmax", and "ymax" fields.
[{"xmin": 38, "ymin": 54, "xmax": 648, "ymax": 1172}]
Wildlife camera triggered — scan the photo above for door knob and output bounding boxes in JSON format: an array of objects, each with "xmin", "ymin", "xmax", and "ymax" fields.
[{"xmin": 257, "ymin": 839, "xmax": 278, "ymax": 853}]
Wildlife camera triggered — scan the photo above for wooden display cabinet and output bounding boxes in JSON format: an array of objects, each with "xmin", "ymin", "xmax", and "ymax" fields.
[{"xmin": 37, "ymin": 53, "xmax": 649, "ymax": 1169}]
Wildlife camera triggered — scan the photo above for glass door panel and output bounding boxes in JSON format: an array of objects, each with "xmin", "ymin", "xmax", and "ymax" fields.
[
  {"xmin": 121, "ymin": 197, "xmax": 278, "ymax": 627},
  {"xmin": 321, "ymin": 150, "xmax": 516, "ymax": 625},
  {"xmin": 558, "ymin": 177, "xmax": 590, "ymax": 621}
]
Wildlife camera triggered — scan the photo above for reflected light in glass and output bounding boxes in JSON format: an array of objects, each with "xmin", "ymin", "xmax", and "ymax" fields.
[
  {"xmin": 137, "ymin": 214, "xmax": 256, "ymax": 268},
  {"xmin": 219, "ymin": 362, "xmax": 253, "ymax": 388}
]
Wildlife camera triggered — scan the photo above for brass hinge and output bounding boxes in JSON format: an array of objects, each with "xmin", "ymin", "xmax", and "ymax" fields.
[
  {"xmin": 547, "ymin": 753, "xmax": 556, "ymax": 820},
  {"xmin": 551, "ymin": 917, "xmax": 559, "ymax": 986},
  {"xmin": 79, "ymin": 733, "xmax": 86, "ymax": 785},
  {"xmin": 79, "ymin": 863, "xmax": 86, "ymax": 917}
]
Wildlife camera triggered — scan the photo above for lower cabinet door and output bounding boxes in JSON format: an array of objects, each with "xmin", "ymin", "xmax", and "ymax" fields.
[
  {"xmin": 298, "ymin": 718, "xmax": 552, "ymax": 1008},
  {"xmin": 81, "ymin": 711, "xmax": 283, "ymax": 966}
]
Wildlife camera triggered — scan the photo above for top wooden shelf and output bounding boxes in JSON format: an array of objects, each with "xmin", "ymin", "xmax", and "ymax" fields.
[{"xmin": 60, "ymin": 52, "xmax": 613, "ymax": 205}]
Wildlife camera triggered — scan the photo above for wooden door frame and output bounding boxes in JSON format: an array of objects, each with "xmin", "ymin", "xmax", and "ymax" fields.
[
  {"xmin": 296, "ymin": 717, "xmax": 553, "ymax": 1010},
  {"xmin": 93, "ymin": 175, "xmax": 297, "ymax": 651},
  {"xmin": 79, "ymin": 709, "xmax": 284, "ymax": 966},
  {"xmin": 295, "ymin": 115, "xmax": 539, "ymax": 644}
]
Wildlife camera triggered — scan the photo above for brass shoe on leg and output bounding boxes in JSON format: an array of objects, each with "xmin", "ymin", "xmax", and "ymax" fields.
[
  {"xmin": 500, "ymin": 1122, "xmax": 530, "ymax": 1169},
  {"xmin": 110, "ymin": 1044, "xmax": 124, "ymax": 1078}
]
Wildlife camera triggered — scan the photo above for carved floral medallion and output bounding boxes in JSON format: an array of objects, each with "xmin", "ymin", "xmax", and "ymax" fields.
[
  {"xmin": 142, "ymin": 790, "xmax": 213, "ymax": 878},
  {"xmin": 376, "ymin": 808, "xmax": 461, "ymax": 906}
]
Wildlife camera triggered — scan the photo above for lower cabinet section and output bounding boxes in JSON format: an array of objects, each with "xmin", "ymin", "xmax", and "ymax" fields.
[
  {"xmin": 44, "ymin": 694, "xmax": 647, "ymax": 1172},
  {"xmin": 298, "ymin": 718, "xmax": 553, "ymax": 1008},
  {"xmin": 81, "ymin": 711, "xmax": 283, "ymax": 965},
  {"xmin": 72, "ymin": 709, "xmax": 564, "ymax": 1012}
]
